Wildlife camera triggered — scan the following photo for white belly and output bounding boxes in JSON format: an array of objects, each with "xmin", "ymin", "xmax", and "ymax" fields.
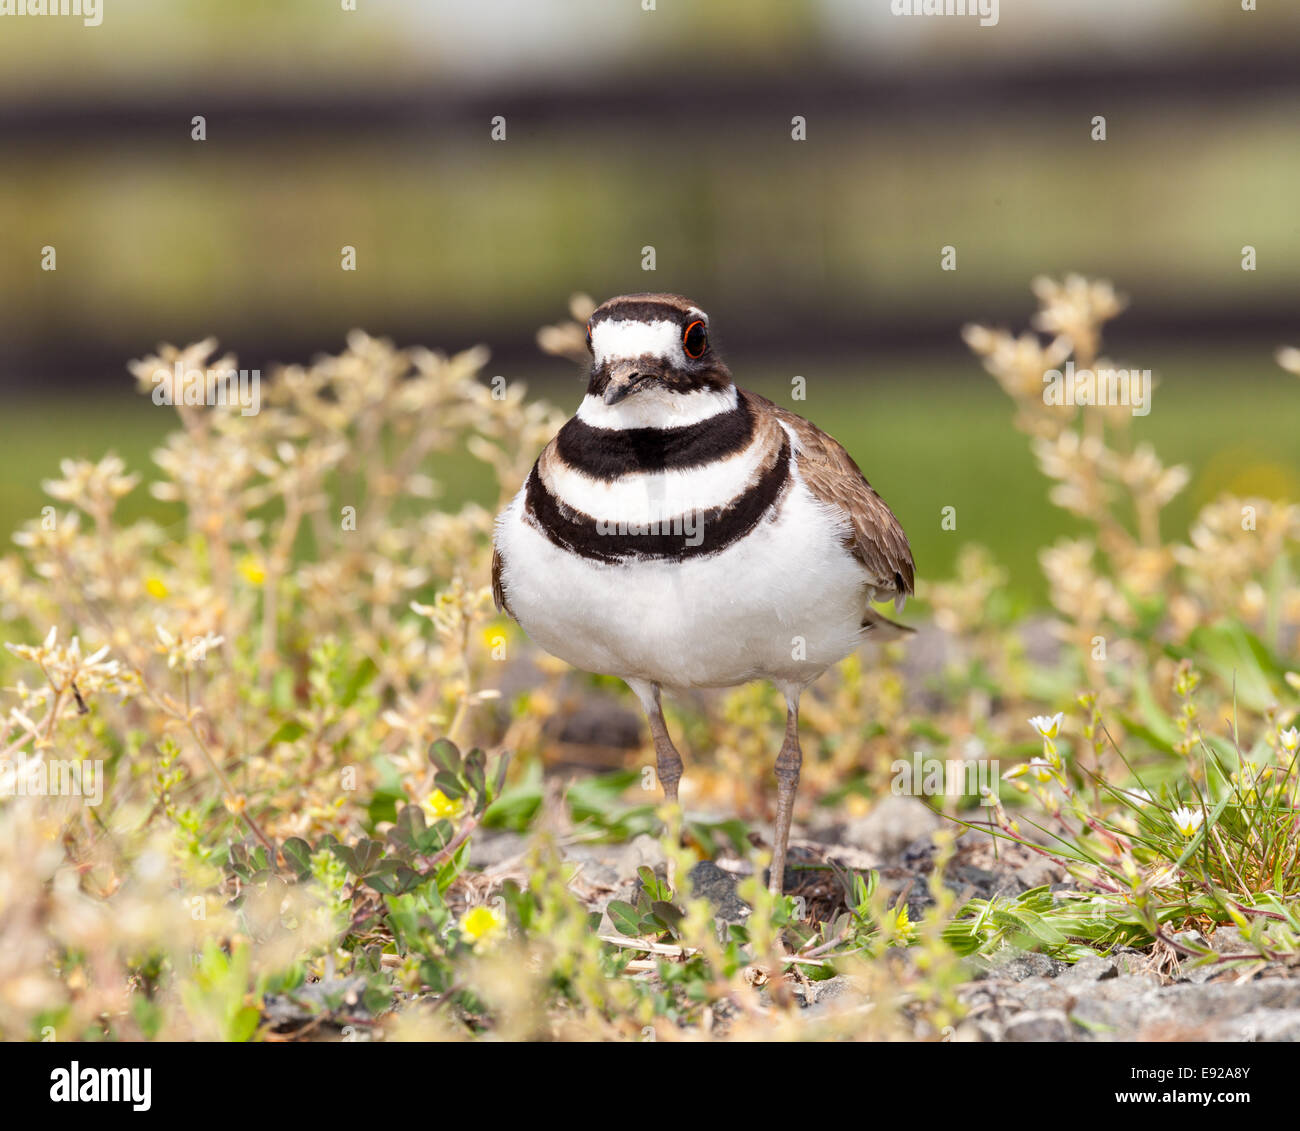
[{"xmin": 493, "ymin": 480, "xmax": 869, "ymax": 689}]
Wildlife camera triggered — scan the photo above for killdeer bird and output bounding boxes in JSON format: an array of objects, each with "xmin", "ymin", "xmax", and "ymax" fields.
[{"xmin": 492, "ymin": 294, "xmax": 914, "ymax": 894}]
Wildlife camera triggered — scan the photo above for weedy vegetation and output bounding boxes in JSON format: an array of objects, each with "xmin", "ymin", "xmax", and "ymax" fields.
[{"xmin": 1, "ymin": 279, "xmax": 1298, "ymax": 1040}]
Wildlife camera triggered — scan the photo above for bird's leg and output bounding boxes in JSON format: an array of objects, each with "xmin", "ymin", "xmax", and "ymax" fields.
[
  {"xmin": 628, "ymin": 679, "xmax": 683, "ymax": 802},
  {"xmin": 770, "ymin": 689, "xmax": 802, "ymax": 896}
]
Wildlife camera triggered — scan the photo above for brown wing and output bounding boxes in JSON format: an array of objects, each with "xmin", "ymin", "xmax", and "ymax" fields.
[
  {"xmin": 491, "ymin": 545, "xmax": 513, "ymax": 617},
  {"xmin": 752, "ymin": 392, "xmax": 915, "ymax": 606}
]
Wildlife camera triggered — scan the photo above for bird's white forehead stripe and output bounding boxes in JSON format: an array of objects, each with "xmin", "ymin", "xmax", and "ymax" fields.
[{"xmin": 591, "ymin": 319, "xmax": 684, "ymax": 365}]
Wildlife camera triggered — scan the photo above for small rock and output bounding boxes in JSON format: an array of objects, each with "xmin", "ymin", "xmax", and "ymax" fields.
[
  {"xmin": 819, "ymin": 843, "xmax": 880, "ymax": 871},
  {"xmin": 841, "ymin": 796, "xmax": 943, "ymax": 859},
  {"xmin": 1205, "ymin": 926, "xmax": 1255, "ymax": 956},
  {"xmin": 1056, "ymin": 955, "xmax": 1118, "ymax": 986},
  {"xmin": 1177, "ymin": 959, "xmax": 1223, "ymax": 985},
  {"xmin": 1111, "ymin": 949, "xmax": 1151, "ymax": 977},
  {"xmin": 263, "ymin": 976, "xmax": 372, "ymax": 1029},
  {"xmin": 947, "ymin": 863, "xmax": 1019, "ymax": 901},
  {"xmin": 981, "ymin": 950, "xmax": 1069, "ymax": 982},
  {"xmin": 613, "ymin": 833, "xmax": 668, "ymax": 882},
  {"xmin": 1002, "ymin": 1009, "xmax": 1076, "ymax": 1042},
  {"xmin": 795, "ymin": 975, "xmax": 868, "ymax": 1014},
  {"xmin": 951, "ymin": 1019, "xmax": 998, "ymax": 1042},
  {"xmin": 1213, "ymin": 1008, "xmax": 1300, "ymax": 1042},
  {"xmin": 1005, "ymin": 976, "xmax": 1074, "ymax": 1012},
  {"xmin": 1016, "ymin": 859, "xmax": 1066, "ymax": 889},
  {"xmin": 687, "ymin": 860, "xmax": 750, "ymax": 924},
  {"xmin": 1079, "ymin": 972, "xmax": 1163, "ymax": 1001},
  {"xmin": 468, "ymin": 829, "xmax": 528, "ymax": 869}
]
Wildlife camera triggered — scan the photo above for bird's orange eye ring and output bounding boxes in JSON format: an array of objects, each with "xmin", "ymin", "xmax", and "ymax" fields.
[
  {"xmin": 683, "ymin": 320, "xmax": 708, "ymax": 359},
  {"xmin": 585, "ymin": 322, "xmax": 594, "ymax": 353}
]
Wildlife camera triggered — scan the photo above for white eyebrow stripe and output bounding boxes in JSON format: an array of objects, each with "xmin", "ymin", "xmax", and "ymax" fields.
[{"xmin": 591, "ymin": 319, "xmax": 685, "ymax": 366}]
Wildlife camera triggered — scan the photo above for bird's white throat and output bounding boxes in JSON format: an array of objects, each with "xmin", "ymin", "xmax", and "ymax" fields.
[{"xmin": 575, "ymin": 383, "xmax": 737, "ymax": 431}]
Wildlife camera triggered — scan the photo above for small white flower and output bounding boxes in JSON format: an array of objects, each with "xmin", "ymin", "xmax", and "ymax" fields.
[
  {"xmin": 1279, "ymin": 727, "xmax": 1299, "ymax": 755},
  {"xmin": 183, "ymin": 633, "xmax": 224, "ymax": 667},
  {"xmin": 1028, "ymin": 713, "xmax": 1064, "ymax": 740},
  {"xmin": 1170, "ymin": 806, "xmax": 1204, "ymax": 838},
  {"xmin": 155, "ymin": 626, "xmax": 223, "ymax": 670}
]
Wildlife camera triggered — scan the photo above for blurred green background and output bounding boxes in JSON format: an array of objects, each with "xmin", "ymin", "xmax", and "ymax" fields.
[{"xmin": 2, "ymin": 0, "xmax": 1299, "ymax": 601}]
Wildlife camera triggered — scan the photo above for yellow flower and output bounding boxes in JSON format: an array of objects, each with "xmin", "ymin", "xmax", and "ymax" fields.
[
  {"xmin": 238, "ymin": 556, "xmax": 266, "ymax": 586},
  {"xmin": 425, "ymin": 789, "xmax": 463, "ymax": 820},
  {"xmin": 144, "ymin": 576, "xmax": 169, "ymax": 599},
  {"xmin": 459, "ymin": 905, "xmax": 504, "ymax": 945},
  {"xmin": 889, "ymin": 904, "xmax": 916, "ymax": 946}
]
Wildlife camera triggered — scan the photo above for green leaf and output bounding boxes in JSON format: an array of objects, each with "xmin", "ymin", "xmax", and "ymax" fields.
[
  {"xmin": 492, "ymin": 751, "xmax": 511, "ymax": 803},
  {"xmin": 1186, "ymin": 621, "xmax": 1283, "ymax": 712},
  {"xmin": 428, "ymin": 739, "xmax": 462, "ymax": 776},
  {"xmin": 364, "ymin": 871, "xmax": 399, "ymax": 895},
  {"xmin": 637, "ymin": 865, "xmax": 669, "ymax": 903},
  {"xmin": 433, "ymin": 771, "xmax": 466, "ymax": 801},
  {"xmin": 266, "ymin": 720, "xmax": 307, "ymax": 746},
  {"xmin": 389, "ymin": 804, "xmax": 427, "ymax": 851},
  {"xmin": 421, "ymin": 819, "xmax": 454, "ymax": 855},
  {"xmin": 607, "ymin": 900, "xmax": 643, "ymax": 937},
  {"xmin": 281, "ymin": 837, "xmax": 312, "ymax": 878},
  {"xmin": 483, "ymin": 760, "xmax": 541, "ymax": 831},
  {"xmin": 228, "ymin": 1005, "xmax": 262, "ymax": 1043},
  {"xmin": 464, "ymin": 748, "xmax": 487, "ymax": 798},
  {"xmin": 650, "ymin": 901, "xmax": 684, "ymax": 932},
  {"xmin": 638, "ymin": 914, "xmax": 667, "ymax": 936},
  {"xmin": 339, "ymin": 657, "xmax": 377, "ymax": 708},
  {"xmin": 343, "ymin": 837, "xmax": 383, "ymax": 877}
]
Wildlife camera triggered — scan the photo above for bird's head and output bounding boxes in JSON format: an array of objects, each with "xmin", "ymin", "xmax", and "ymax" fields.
[{"xmin": 582, "ymin": 294, "xmax": 734, "ymax": 416}]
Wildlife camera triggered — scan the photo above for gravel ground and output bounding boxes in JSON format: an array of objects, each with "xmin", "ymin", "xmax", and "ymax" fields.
[{"xmin": 467, "ymin": 793, "xmax": 1300, "ymax": 1042}]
